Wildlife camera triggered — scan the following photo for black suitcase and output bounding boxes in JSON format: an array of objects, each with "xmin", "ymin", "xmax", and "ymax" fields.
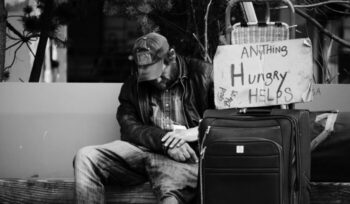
[{"xmin": 198, "ymin": 108, "xmax": 311, "ymax": 204}]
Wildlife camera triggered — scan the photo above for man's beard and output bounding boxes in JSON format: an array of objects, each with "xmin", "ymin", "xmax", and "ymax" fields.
[{"xmin": 152, "ymin": 78, "xmax": 171, "ymax": 90}]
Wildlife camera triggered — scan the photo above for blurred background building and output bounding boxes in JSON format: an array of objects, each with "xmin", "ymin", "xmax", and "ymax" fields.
[{"xmin": 3, "ymin": 0, "xmax": 350, "ymax": 83}]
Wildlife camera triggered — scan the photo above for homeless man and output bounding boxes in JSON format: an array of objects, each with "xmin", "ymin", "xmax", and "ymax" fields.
[{"xmin": 73, "ymin": 32, "xmax": 214, "ymax": 204}]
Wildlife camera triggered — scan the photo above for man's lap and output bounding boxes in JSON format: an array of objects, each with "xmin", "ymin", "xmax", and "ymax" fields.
[{"xmin": 87, "ymin": 140, "xmax": 198, "ymax": 202}]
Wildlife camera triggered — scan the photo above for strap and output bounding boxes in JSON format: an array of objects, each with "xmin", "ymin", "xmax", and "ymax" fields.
[{"xmin": 311, "ymin": 111, "xmax": 339, "ymax": 151}]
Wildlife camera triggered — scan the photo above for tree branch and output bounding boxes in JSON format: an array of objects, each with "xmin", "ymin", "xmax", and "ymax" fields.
[
  {"xmin": 25, "ymin": 42, "xmax": 35, "ymax": 57},
  {"xmin": 204, "ymin": 0, "xmax": 213, "ymax": 63},
  {"xmin": 6, "ymin": 21, "xmax": 30, "ymax": 42},
  {"xmin": 6, "ymin": 32, "xmax": 20, "ymax": 40},
  {"xmin": 273, "ymin": 1, "xmax": 350, "ymax": 9},
  {"xmin": 192, "ymin": 33, "xmax": 205, "ymax": 53},
  {"xmin": 190, "ymin": 0, "xmax": 199, "ymax": 39},
  {"xmin": 5, "ymin": 40, "xmax": 22, "ymax": 50},
  {"xmin": 29, "ymin": 0, "xmax": 54, "ymax": 82},
  {"xmin": 296, "ymin": 8, "xmax": 350, "ymax": 48},
  {"xmin": 324, "ymin": 4, "xmax": 350, "ymax": 15},
  {"xmin": 5, "ymin": 42, "xmax": 25, "ymax": 70}
]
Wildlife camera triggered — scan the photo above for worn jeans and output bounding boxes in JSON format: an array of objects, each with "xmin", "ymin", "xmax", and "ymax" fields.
[{"xmin": 73, "ymin": 140, "xmax": 198, "ymax": 204}]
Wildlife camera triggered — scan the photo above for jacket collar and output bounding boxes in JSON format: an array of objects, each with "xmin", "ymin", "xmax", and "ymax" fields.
[{"xmin": 176, "ymin": 55, "xmax": 188, "ymax": 82}]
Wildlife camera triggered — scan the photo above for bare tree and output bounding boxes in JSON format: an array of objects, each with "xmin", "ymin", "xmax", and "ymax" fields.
[
  {"xmin": 28, "ymin": 0, "xmax": 54, "ymax": 82},
  {"xmin": 3, "ymin": 0, "xmax": 74, "ymax": 82}
]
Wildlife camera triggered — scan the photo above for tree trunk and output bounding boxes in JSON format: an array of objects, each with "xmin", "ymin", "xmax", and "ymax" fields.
[
  {"xmin": 29, "ymin": 0, "xmax": 53, "ymax": 82},
  {"xmin": 28, "ymin": 31, "xmax": 49, "ymax": 82},
  {"xmin": 0, "ymin": 0, "xmax": 6, "ymax": 82}
]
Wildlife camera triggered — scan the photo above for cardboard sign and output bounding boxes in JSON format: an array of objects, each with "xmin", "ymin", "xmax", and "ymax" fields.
[{"xmin": 214, "ymin": 38, "xmax": 313, "ymax": 109}]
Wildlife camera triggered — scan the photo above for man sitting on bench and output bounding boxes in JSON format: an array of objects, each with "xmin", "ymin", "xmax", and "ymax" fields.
[{"xmin": 73, "ymin": 32, "xmax": 214, "ymax": 204}]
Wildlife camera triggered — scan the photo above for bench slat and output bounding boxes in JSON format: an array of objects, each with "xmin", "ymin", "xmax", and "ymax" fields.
[{"xmin": 1, "ymin": 179, "xmax": 350, "ymax": 204}]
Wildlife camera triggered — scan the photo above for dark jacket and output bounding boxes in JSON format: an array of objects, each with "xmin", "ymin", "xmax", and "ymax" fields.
[{"xmin": 117, "ymin": 55, "xmax": 214, "ymax": 154}]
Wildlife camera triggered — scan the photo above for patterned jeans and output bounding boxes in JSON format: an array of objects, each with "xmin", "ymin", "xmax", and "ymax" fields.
[{"xmin": 73, "ymin": 140, "xmax": 198, "ymax": 204}]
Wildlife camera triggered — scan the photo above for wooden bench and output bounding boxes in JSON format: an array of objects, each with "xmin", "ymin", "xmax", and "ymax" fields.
[
  {"xmin": 0, "ymin": 179, "xmax": 156, "ymax": 204},
  {"xmin": 1, "ymin": 179, "xmax": 350, "ymax": 204}
]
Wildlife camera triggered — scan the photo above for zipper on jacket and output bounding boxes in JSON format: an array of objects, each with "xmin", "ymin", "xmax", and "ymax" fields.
[{"xmin": 179, "ymin": 78, "xmax": 190, "ymax": 129}]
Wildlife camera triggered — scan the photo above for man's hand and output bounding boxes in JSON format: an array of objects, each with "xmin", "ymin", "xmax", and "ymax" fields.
[
  {"xmin": 161, "ymin": 126, "xmax": 198, "ymax": 148},
  {"xmin": 167, "ymin": 142, "xmax": 198, "ymax": 163}
]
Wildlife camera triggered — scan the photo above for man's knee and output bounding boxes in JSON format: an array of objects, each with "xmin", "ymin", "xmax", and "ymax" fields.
[
  {"xmin": 160, "ymin": 196, "xmax": 180, "ymax": 204},
  {"xmin": 73, "ymin": 146, "xmax": 99, "ymax": 169}
]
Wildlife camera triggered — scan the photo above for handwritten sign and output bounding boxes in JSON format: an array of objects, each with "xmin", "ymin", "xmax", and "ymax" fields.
[{"xmin": 214, "ymin": 38, "xmax": 313, "ymax": 108}]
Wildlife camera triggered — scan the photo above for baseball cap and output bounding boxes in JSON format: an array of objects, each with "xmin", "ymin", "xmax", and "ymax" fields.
[{"xmin": 133, "ymin": 32, "xmax": 170, "ymax": 82}]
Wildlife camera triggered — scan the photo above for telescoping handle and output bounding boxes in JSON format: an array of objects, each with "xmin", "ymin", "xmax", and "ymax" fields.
[
  {"xmin": 238, "ymin": 108, "xmax": 272, "ymax": 115},
  {"xmin": 225, "ymin": 0, "xmax": 296, "ymax": 44}
]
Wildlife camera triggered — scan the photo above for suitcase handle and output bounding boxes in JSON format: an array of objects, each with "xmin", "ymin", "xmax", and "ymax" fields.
[
  {"xmin": 225, "ymin": 0, "xmax": 296, "ymax": 44},
  {"xmin": 239, "ymin": 108, "xmax": 272, "ymax": 115}
]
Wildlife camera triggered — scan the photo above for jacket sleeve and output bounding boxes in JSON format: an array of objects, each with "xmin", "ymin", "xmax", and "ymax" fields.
[{"xmin": 116, "ymin": 80, "xmax": 167, "ymax": 154}]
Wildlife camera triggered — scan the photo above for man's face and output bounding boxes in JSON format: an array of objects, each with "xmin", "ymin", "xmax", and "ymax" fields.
[{"xmin": 147, "ymin": 59, "xmax": 176, "ymax": 91}]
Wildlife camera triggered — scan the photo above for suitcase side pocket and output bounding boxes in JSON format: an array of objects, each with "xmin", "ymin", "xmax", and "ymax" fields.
[{"xmin": 201, "ymin": 138, "xmax": 283, "ymax": 204}]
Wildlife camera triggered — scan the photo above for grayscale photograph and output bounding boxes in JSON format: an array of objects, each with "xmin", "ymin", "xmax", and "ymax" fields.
[{"xmin": 0, "ymin": 0, "xmax": 350, "ymax": 203}]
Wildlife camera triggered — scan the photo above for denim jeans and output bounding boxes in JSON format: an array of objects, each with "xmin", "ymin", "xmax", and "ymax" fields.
[{"xmin": 73, "ymin": 140, "xmax": 198, "ymax": 204}]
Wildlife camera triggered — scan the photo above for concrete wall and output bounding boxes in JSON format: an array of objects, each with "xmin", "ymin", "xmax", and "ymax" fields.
[
  {"xmin": 0, "ymin": 83, "xmax": 122, "ymax": 178},
  {"xmin": 0, "ymin": 83, "xmax": 349, "ymax": 179},
  {"xmin": 295, "ymin": 84, "xmax": 350, "ymax": 112}
]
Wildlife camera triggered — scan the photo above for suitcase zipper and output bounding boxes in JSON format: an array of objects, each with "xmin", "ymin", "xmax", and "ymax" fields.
[
  {"xmin": 289, "ymin": 117, "xmax": 302, "ymax": 204},
  {"xmin": 199, "ymin": 126, "xmax": 210, "ymax": 204},
  {"xmin": 200, "ymin": 126, "xmax": 211, "ymax": 158}
]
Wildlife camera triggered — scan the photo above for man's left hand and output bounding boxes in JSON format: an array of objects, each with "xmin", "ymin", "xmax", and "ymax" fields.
[
  {"xmin": 161, "ymin": 126, "xmax": 198, "ymax": 148},
  {"xmin": 167, "ymin": 142, "xmax": 198, "ymax": 163}
]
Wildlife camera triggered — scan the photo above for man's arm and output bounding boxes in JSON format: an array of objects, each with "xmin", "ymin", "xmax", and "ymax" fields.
[
  {"xmin": 160, "ymin": 126, "xmax": 200, "ymax": 163},
  {"xmin": 117, "ymin": 81, "xmax": 167, "ymax": 154}
]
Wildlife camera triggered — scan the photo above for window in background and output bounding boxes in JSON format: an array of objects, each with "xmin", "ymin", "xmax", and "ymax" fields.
[{"xmin": 67, "ymin": 0, "xmax": 140, "ymax": 83}]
